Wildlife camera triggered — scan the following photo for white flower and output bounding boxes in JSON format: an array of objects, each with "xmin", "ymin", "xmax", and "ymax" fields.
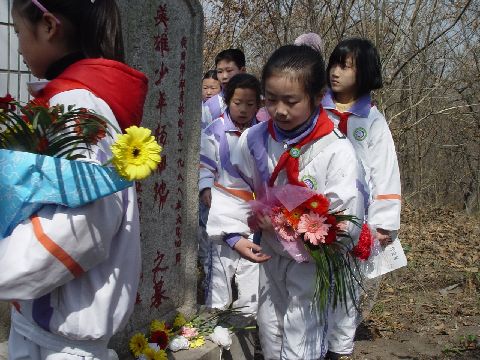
[
  {"xmin": 168, "ymin": 335, "xmax": 190, "ymax": 352},
  {"xmin": 148, "ymin": 342, "xmax": 161, "ymax": 351},
  {"xmin": 208, "ymin": 326, "xmax": 232, "ymax": 350}
]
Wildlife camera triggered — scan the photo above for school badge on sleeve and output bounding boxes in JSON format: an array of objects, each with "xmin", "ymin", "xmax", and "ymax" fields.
[{"xmin": 353, "ymin": 127, "xmax": 367, "ymax": 141}]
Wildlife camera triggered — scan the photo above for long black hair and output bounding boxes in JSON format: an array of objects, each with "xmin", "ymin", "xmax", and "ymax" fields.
[{"xmin": 13, "ymin": 0, "xmax": 125, "ymax": 62}]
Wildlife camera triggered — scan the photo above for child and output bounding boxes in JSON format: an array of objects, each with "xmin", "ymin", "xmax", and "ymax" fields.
[
  {"xmin": 200, "ymin": 73, "xmax": 261, "ymax": 316},
  {"xmin": 2, "ymin": 0, "xmax": 148, "ymax": 358},
  {"xmin": 201, "ymin": 48, "xmax": 246, "ymax": 126},
  {"xmin": 206, "ymin": 45, "xmax": 363, "ymax": 359},
  {"xmin": 202, "ymin": 69, "xmax": 221, "ymax": 103},
  {"xmin": 322, "ymin": 38, "xmax": 402, "ymax": 360}
]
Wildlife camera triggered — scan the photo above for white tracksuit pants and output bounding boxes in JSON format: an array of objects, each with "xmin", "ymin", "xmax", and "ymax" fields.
[
  {"xmin": 205, "ymin": 242, "xmax": 259, "ymax": 316},
  {"xmin": 257, "ymin": 241, "xmax": 329, "ymax": 360}
]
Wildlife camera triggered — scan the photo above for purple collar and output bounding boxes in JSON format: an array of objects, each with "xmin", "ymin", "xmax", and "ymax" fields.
[
  {"xmin": 272, "ymin": 107, "xmax": 319, "ymax": 147},
  {"xmin": 321, "ymin": 89, "xmax": 371, "ymax": 118},
  {"xmin": 223, "ymin": 110, "xmax": 257, "ymax": 133}
]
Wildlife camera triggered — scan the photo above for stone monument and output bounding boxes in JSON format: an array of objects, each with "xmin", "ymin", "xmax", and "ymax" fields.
[{"xmin": 111, "ymin": 0, "xmax": 204, "ymax": 356}]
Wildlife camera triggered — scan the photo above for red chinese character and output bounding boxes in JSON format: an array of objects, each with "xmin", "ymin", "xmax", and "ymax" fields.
[
  {"xmin": 177, "ymin": 159, "xmax": 185, "ymax": 168},
  {"xmin": 179, "ymin": 63, "xmax": 186, "ymax": 77},
  {"xmin": 175, "ymin": 238, "xmax": 181, "ymax": 247},
  {"xmin": 156, "ymin": 154, "xmax": 167, "ymax": 175},
  {"xmin": 151, "ymin": 276, "xmax": 169, "ymax": 308},
  {"xmin": 179, "ymin": 90, "xmax": 185, "ymax": 102},
  {"xmin": 177, "ymin": 103, "xmax": 184, "ymax": 115},
  {"xmin": 181, "ymin": 51, "xmax": 186, "ymax": 61},
  {"xmin": 175, "ymin": 200, "xmax": 182, "ymax": 210},
  {"xmin": 175, "ymin": 253, "xmax": 181, "ymax": 264},
  {"xmin": 135, "ymin": 292, "xmax": 142, "ymax": 305},
  {"xmin": 154, "ymin": 33, "xmax": 170, "ymax": 56},
  {"xmin": 155, "ymin": 63, "xmax": 169, "ymax": 86},
  {"xmin": 154, "ymin": 181, "xmax": 170, "ymax": 210},
  {"xmin": 178, "ymin": 118, "xmax": 184, "ymax": 129},
  {"xmin": 154, "ymin": 123, "xmax": 168, "ymax": 147},
  {"xmin": 155, "ymin": 91, "xmax": 167, "ymax": 115},
  {"xmin": 177, "ymin": 130, "xmax": 184, "ymax": 142},
  {"xmin": 154, "ymin": 4, "xmax": 169, "ymax": 29},
  {"xmin": 176, "ymin": 214, "xmax": 182, "ymax": 225},
  {"xmin": 181, "ymin": 36, "xmax": 187, "ymax": 49},
  {"xmin": 152, "ymin": 251, "xmax": 169, "ymax": 281},
  {"xmin": 177, "ymin": 173, "xmax": 184, "ymax": 182},
  {"xmin": 177, "ymin": 187, "xmax": 184, "ymax": 198}
]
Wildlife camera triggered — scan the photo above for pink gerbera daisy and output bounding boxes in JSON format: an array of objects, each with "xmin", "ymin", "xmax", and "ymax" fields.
[
  {"xmin": 271, "ymin": 209, "xmax": 298, "ymax": 242},
  {"xmin": 297, "ymin": 213, "xmax": 331, "ymax": 245}
]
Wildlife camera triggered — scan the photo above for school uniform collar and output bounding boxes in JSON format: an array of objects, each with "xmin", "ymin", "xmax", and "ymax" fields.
[
  {"xmin": 45, "ymin": 52, "xmax": 85, "ymax": 80},
  {"xmin": 321, "ymin": 88, "xmax": 371, "ymax": 118},
  {"xmin": 272, "ymin": 107, "xmax": 319, "ymax": 146},
  {"xmin": 222, "ymin": 110, "xmax": 257, "ymax": 133}
]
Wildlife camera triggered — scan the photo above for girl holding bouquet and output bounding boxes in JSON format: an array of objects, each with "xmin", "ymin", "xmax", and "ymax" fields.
[
  {"xmin": 200, "ymin": 73, "xmax": 261, "ymax": 317},
  {"xmin": 2, "ymin": 0, "xmax": 148, "ymax": 358},
  {"xmin": 322, "ymin": 38, "xmax": 402, "ymax": 360},
  {"xmin": 206, "ymin": 44, "xmax": 363, "ymax": 360}
]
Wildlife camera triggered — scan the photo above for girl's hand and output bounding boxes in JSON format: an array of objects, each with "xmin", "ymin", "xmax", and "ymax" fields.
[
  {"xmin": 200, "ymin": 188, "xmax": 212, "ymax": 207},
  {"xmin": 257, "ymin": 214, "xmax": 274, "ymax": 232},
  {"xmin": 233, "ymin": 237, "xmax": 271, "ymax": 263},
  {"xmin": 376, "ymin": 228, "xmax": 393, "ymax": 246}
]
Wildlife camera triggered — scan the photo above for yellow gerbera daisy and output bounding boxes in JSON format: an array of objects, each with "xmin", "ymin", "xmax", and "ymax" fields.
[
  {"xmin": 142, "ymin": 347, "xmax": 156, "ymax": 360},
  {"xmin": 129, "ymin": 333, "xmax": 148, "ymax": 357},
  {"xmin": 189, "ymin": 336, "xmax": 205, "ymax": 349},
  {"xmin": 173, "ymin": 313, "xmax": 187, "ymax": 329},
  {"xmin": 150, "ymin": 319, "xmax": 173, "ymax": 336},
  {"xmin": 111, "ymin": 126, "xmax": 162, "ymax": 181},
  {"xmin": 153, "ymin": 349, "xmax": 168, "ymax": 360}
]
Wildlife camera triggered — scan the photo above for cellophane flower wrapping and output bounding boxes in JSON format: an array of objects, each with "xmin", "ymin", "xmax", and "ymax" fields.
[{"xmin": 249, "ymin": 184, "xmax": 368, "ymax": 312}]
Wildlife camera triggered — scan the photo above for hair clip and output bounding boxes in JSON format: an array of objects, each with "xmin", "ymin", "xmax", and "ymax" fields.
[{"xmin": 31, "ymin": 0, "xmax": 61, "ymax": 24}]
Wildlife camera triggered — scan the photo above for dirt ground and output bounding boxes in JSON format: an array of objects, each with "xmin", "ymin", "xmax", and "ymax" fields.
[{"xmin": 352, "ymin": 204, "xmax": 480, "ymax": 359}]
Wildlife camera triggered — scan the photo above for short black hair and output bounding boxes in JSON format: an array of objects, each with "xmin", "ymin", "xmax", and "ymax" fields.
[
  {"xmin": 224, "ymin": 73, "xmax": 261, "ymax": 106},
  {"xmin": 326, "ymin": 38, "xmax": 383, "ymax": 95},
  {"xmin": 215, "ymin": 49, "xmax": 246, "ymax": 69},
  {"xmin": 262, "ymin": 45, "xmax": 326, "ymax": 105},
  {"xmin": 203, "ymin": 70, "xmax": 218, "ymax": 80}
]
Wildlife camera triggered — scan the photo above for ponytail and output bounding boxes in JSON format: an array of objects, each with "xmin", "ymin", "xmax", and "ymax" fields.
[{"xmin": 12, "ymin": 0, "xmax": 125, "ymax": 62}]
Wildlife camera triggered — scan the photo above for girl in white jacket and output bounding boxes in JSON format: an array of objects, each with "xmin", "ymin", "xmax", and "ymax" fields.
[
  {"xmin": 206, "ymin": 45, "xmax": 363, "ymax": 360},
  {"xmin": 200, "ymin": 73, "xmax": 262, "ymax": 317},
  {"xmin": 4, "ymin": 0, "xmax": 147, "ymax": 358},
  {"xmin": 322, "ymin": 38, "xmax": 402, "ymax": 360}
]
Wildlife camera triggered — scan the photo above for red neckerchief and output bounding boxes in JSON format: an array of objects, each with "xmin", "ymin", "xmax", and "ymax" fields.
[
  {"xmin": 328, "ymin": 108, "xmax": 351, "ymax": 135},
  {"xmin": 268, "ymin": 108, "xmax": 334, "ymax": 187}
]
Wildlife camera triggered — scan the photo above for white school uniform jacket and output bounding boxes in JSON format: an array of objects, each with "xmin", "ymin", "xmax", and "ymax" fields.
[
  {"xmin": 200, "ymin": 111, "xmax": 256, "ymax": 234},
  {"xmin": 322, "ymin": 90, "xmax": 401, "ymax": 231},
  {"xmin": 201, "ymin": 92, "xmax": 227, "ymax": 129},
  {"xmin": 0, "ymin": 59, "xmax": 148, "ymax": 345},
  {"xmin": 206, "ymin": 110, "xmax": 363, "ymax": 254}
]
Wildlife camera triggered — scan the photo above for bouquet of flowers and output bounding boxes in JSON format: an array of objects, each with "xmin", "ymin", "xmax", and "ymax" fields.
[
  {"xmin": 249, "ymin": 184, "xmax": 371, "ymax": 312},
  {"xmin": 0, "ymin": 94, "xmax": 162, "ymax": 237},
  {"xmin": 129, "ymin": 309, "xmax": 245, "ymax": 358}
]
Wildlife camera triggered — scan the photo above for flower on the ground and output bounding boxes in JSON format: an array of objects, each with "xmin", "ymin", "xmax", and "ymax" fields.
[
  {"xmin": 139, "ymin": 346, "xmax": 167, "ymax": 360},
  {"xmin": 297, "ymin": 213, "xmax": 331, "ymax": 245},
  {"xmin": 150, "ymin": 320, "xmax": 172, "ymax": 335},
  {"xmin": 150, "ymin": 330, "xmax": 169, "ymax": 350},
  {"xmin": 173, "ymin": 312, "xmax": 187, "ymax": 329},
  {"xmin": 168, "ymin": 335, "xmax": 190, "ymax": 352},
  {"xmin": 180, "ymin": 326, "xmax": 198, "ymax": 339},
  {"xmin": 208, "ymin": 326, "xmax": 232, "ymax": 350},
  {"xmin": 189, "ymin": 336, "xmax": 205, "ymax": 349},
  {"xmin": 111, "ymin": 126, "xmax": 162, "ymax": 181},
  {"xmin": 129, "ymin": 333, "xmax": 148, "ymax": 357}
]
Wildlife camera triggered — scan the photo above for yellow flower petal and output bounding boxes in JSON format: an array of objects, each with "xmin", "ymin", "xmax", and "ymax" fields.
[{"xmin": 129, "ymin": 333, "xmax": 148, "ymax": 357}]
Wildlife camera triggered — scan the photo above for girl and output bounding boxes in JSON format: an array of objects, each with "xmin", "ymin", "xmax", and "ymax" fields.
[
  {"xmin": 200, "ymin": 73, "xmax": 261, "ymax": 317},
  {"xmin": 2, "ymin": 0, "xmax": 147, "ymax": 358},
  {"xmin": 322, "ymin": 38, "xmax": 402, "ymax": 360},
  {"xmin": 206, "ymin": 45, "xmax": 363, "ymax": 359},
  {"xmin": 202, "ymin": 70, "xmax": 221, "ymax": 102}
]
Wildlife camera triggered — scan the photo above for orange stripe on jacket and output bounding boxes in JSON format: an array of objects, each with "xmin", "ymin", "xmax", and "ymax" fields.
[
  {"xmin": 214, "ymin": 182, "xmax": 254, "ymax": 202},
  {"xmin": 375, "ymin": 194, "xmax": 401, "ymax": 200},
  {"xmin": 30, "ymin": 215, "xmax": 85, "ymax": 278}
]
